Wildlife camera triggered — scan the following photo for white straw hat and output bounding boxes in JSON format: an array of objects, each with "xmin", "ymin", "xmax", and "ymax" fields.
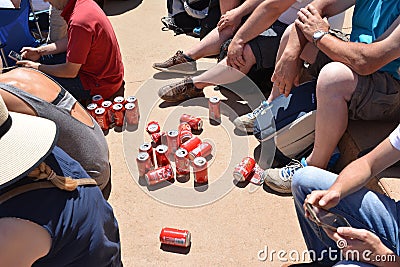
[{"xmin": 0, "ymin": 94, "xmax": 58, "ymax": 189}]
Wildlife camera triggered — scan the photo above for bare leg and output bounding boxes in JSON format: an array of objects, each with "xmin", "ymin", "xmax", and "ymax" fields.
[
  {"xmin": 306, "ymin": 62, "xmax": 358, "ymax": 169},
  {"xmin": 185, "ymin": 26, "xmax": 236, "ymax": 60},
  {"xmin": 192, "ymin": 44, "xmax": 256, "ymax": 89},
  {"xmin": 267, "ymin": 24, "xmax": 291, "ymax": 103}
]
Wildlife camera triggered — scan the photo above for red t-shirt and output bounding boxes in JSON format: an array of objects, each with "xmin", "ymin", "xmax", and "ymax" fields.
[{"xmin": 61, "ymin": 0, "xmax": 124, "ymax": 99}]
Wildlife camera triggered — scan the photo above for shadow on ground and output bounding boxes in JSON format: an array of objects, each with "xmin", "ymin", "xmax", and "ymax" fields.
[{"xmin": 104, "ymin": 0, "xmax": 142, "ymax": 16}]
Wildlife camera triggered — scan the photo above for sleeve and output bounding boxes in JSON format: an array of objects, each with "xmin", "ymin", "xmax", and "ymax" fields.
[
  {"xmin": 66, "ymin": 24, "xmax": 92, "ymax": 65},
  {"xmin": 389, "ymin": 124, "xmax": 400, "ymax": 151}
]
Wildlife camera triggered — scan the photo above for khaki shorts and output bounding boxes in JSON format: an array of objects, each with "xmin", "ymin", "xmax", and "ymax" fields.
[{"xmin": 306, "ymin": 40, "xmax": 400, "ymax": 122}]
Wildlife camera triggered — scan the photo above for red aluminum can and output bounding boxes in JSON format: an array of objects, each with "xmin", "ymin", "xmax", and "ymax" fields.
[
  {"xmin": 180, "ymin": 136, "xmax": 201, "ymax": 154},
  {"xmin": 94, "ymin": 107, "xmax": 109, "ymax": 130},
  {"xmin": 136, "ymin": 152, "xmax": 153, "ymax": 177},
  {"xmin": 112, "ymin": 104, "xmax": 125, "ymax": 127},
  {"xmin": 175, "ymin": 148, "xmax": 190, "ymax": 176},
  {"xmin": 166, "ymin": 130, "xmax": 179, "ymax": 157},
  {"xmin": 126, "ymin": 96, "xmax": 139, "ymax": 117},
  {"xmin": 113, "ymin": 96, "xmax": 125, "ymax": 105},
  {"xmin": 92, "ymin": 94, "xmax": 103, "ymax": 106},
  {"xmin": 208, "ymin": 96, "xmax": 221, "ymax": 124},
  {"xmin": 193, "ymin": 156, "xmax": 208, "ymax": 184},
  {"xmin": 86, "ymin": 103, "xmax": 97, "ymax": 117},
  {"xmin": 179, "ymin": 114, "xmax": 203, "ymax": 131},
  {"xmin": 155, "ymin": 144, "xmax": 170, "ymax": 167},
  {"xmin": 160, "ymin": 227, "xmax": 191, "ymax": 247},
  {"xmin": 125, "ymin": 103, "xmax": 139, "ymax": 125},
  {"xmin": 101, "ymin": 100, "xmax": 114, "ymax": 126},
  {"xmin": 178, "ymin": 122, "xmax": 193, "ymax": 146},
  {"xmin": 151, "ymin": 132, "xmax": 167, "ymax": 146},
  {"xmin": 233, "ymin": 157, "xmax": 256, "ymax": 182},
  {"xmin": 189, "ymin": 142, "xmax": 212, "ymax": 160},
  {"xmin": 147, "ymin": 121, "xmax": 161, "ymax": 135},
  {"xmin": 145, "ymin": 165, "xmax": 174, "ymax": 185},
  {"xmin": 139, "ymin": 142, "xmax": 154, "ymax": 166}
]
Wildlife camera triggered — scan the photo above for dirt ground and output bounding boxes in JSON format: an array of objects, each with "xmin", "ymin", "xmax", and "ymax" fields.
[{"xmin": 104, "ymin": 0, "xmax": 307, "ymax": 266}]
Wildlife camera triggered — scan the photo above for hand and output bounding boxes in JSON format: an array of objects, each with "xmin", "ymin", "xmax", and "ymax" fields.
[
  {"xmin": 271, "ymin": 54, "xmax": 302, "ymax": 96},
  {"xmin": 226, "ymin": 38, "xmax": 245, "ymax": 70},
  {"xmin": 295, "ymin": 4, "xmax": 330, "ymax": 43},
  {"xmin": 16, "ymin": 60, "xmax": 41, "ymax": 70},
  {"xmin": 20, "ymin": 47, "xmax": 41, "ymax": 61},
  {"xmin": 217, "ymin": 9, "xmax": 241, "ymax": 33},
  {"xmin": 325, "ymin": 227, "xmax": 395, "ymax": 266}
]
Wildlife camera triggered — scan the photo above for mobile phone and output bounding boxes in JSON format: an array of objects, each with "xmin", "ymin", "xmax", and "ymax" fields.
[
  {"xmin": 8, "ymin": 50, "xmax": 22, "ymax": 61},
  {"xmin": 305, "ymin": 203, "xmax": 351, "ymax": 231}
]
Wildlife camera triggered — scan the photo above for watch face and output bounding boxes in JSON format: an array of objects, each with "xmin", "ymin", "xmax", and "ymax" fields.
[{"xmin": 313, "ymin": 31, "xmax": 325, "ymax": 39}]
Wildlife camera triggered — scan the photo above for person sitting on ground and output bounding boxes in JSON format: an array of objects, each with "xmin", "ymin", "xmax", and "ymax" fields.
[
  {"xmin": 16, "ymin": 0, "xmax": 124, "ymax": 103},
  {"xmin": 0, "ymin": 66, "xmax": 111, "ymax": 196},
  {"xmin": 291, "ymin": 124, "xmax": 400, "ymax": 266},
  {"xmin": 0, "ymin": 95, "xmax": 122, "ymax": 266},
  {"xmin": 156, "ymin": 0, "xmax": 343, "ymax": 133},
  {"xmin": 262, "ymin": 0, "xmax": 400, "ymax": 194}
]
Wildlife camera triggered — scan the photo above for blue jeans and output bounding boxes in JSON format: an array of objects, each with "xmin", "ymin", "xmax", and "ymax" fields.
[
  {"xmin": 40, "ymin": 53, "xmax": 91, "ymax": 101},
  {"xmin": 292, "ymin": 166, "xmax": 399, "ymax": 265}
]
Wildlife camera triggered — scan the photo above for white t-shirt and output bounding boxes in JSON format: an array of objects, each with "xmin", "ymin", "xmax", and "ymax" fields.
[
  {"xmin": 278, "ymin": 0, "xmax": 346, "ymax": 30},
  {"xmin": 389, "ymin": 124, "xmax": 400, "ymax": 151}
]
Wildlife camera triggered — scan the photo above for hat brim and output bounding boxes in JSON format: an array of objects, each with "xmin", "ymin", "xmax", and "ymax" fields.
[{"xmin": 0, "ymin": 112, "xmax": 58, "ymax": 189}]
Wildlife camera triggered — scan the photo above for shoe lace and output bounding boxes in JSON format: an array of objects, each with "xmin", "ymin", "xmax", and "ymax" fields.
[
  {"xmin": 249, "ymin": 101, "xmax": 269, "ymax": 118},
  {"xmin": 169, "ymin": 77, "xmax": 192, "ymax": 94},
  {"xmin": 280, "ymin": 159, "xmax": 304, "ymax": 181},
  {"xmin": 168, "ymin": 50, "xmax": 184, "ymax": 64}
]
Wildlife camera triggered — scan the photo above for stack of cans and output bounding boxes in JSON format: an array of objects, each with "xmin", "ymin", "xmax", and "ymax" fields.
[
  {"xmin": 86, "ymin": 94, "xmax": 140, "ymax": 132},
  {"xmin": 136, "ymin": 114, "xmax": 214, "ymax": 187}
]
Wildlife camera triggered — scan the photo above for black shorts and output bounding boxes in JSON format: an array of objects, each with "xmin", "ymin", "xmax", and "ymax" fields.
[{"xmin": 248, "ymin": 20, "xmax": 288, "ymax": 70}]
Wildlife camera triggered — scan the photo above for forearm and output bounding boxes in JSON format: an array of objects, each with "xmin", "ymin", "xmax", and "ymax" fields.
[
  {"xmin": 38, "ymin": 63, "xmax": 78, "ymax": 78},
  {"xmin": 233, "ymin": 0, "xmax": 294, "ymax": 45},
  {"xmin": 37, "ymin": 37, "xmax": 68, "ymax": 56},
  {"xmin": 330, "ymin": 138, "xmax": 400, "ymax": 199},
  {"xmin": 234, "ymin": 0, "xmax": 265, "ymax": 19}
]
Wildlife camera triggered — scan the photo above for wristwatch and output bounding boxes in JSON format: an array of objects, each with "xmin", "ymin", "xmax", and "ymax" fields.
[{"xmin": 312, "ymin": 30, "xmax": 329, "ymax": 45}]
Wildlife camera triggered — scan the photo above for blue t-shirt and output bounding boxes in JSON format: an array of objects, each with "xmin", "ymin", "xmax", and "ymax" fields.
[
  {"xmin": 351, "ymin": 0, "xmax": 400, "ymax": 80},
  {"xmin": 0, "ymin": 147, "xmax": 122, "ymax": 267}
]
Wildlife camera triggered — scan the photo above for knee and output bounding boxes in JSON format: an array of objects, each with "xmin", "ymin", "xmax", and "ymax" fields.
[
  {"xmin": 317, "ymin": 62, "xmax": 357, "ymax": 100},
  {"xmin": 242, "ymin": 44, "xmax": 256, "ymax": 66},
  {"xmin": 292, "ymin": 166, "xmax": 336, "ymax": 199}
]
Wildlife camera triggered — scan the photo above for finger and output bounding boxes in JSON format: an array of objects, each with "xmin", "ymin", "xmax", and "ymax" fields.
[
  {"xmin": 318, "ymin": 190, "xmax": 340, "ymax": 208},
  {"xmin": 299, "ymin": 7, "xmax": 310, "ymax": 17},
  {"xmin": 237, "ymin": 55, "xmax": 245, "ymax": 66},
  {"xmin": 337, "ymin": 227, "xmax": 368, "ymax": 241},
  {"xmin": 307, "ymin": 191, "xmax": 325, "ymax": 206},
  {"xmin": 307, "ymin": 4, "xmax": 319, "ymax": 16}
]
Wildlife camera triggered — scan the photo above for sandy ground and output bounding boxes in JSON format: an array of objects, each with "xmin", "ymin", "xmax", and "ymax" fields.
[{"xmin": 103, "ymin": 0, "xmax": 308, "ymax": 266}]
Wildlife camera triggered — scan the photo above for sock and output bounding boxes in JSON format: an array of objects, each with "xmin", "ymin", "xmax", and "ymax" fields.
[{"xmin": 183, "ymin": 54, "xmax": 195, "ymax": 62}]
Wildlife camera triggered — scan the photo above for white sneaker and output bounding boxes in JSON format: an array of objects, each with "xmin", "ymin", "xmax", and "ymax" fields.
[{"xmin": 233, "ymin": 101, "xmax": 269, "ymax": 133}]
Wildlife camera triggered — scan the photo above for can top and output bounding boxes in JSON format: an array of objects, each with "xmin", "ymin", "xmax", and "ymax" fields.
[
  {"xmin": 94, "ymin": 107, "xmax": 106, "ymax": 115},
  {"xmin": 112, "ymin": 103, "xmax": 124, "ymax": 111},
  {"xmin": 167, "ymin": 130, "xmax": 178, "ymax": 137},
  {"xmin": 193, "ymin": 156, "xmax": 207, "ymax": 167},
  {"xmin": 197, "ymin": 119, "xmax": 203, "ymax": 130},
  {"xmin": 125, "ymin": 103, "xmax": 136, "ymax": 110},
  {"xmin": 156, "ymin": 144, "xmax": 168, "ymax": 154},
  {"xmin": 87, "ymin": 103, "xmax": 97, "ymax": 110},
  {"xmin": 139, "ymin": 142, "xmax": 152, "ymax": 151},
  {"xmin": 92, "ymin": 94, "xmax": 103, "ymax": 101},
  {"xmin": 102, "ymin": 101, "xmax": 113, "ymax": 108},
  {"xmin": 137, "ymin": 152, "xmax": 150, "ymax": 161},
  {"xmin": 209, "ymin": 96, "xmax": 220, "ymax": 104},
  {"xmin": 147, "ymin": 123, "xmax": 159, "ymax": 133},
  {"xmin": 126, "ymin": 96, "xmax": 137, "ymax": 103},
  {"xmin": 114, "ymin": 96, "xmax": 125, "ymax": 103},
  {"xmin": 175, "ymin": 148, "xmax": 188, "ymax": 157}
]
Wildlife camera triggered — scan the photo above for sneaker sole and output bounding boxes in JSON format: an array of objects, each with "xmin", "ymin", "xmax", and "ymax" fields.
[
  {"xmin": 264, "ymin": 180, "xmax": 292, "ymax": 194},
  {"xmin": 153, "ymin": 66, "xmax": 197, "ymax": 75}
]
